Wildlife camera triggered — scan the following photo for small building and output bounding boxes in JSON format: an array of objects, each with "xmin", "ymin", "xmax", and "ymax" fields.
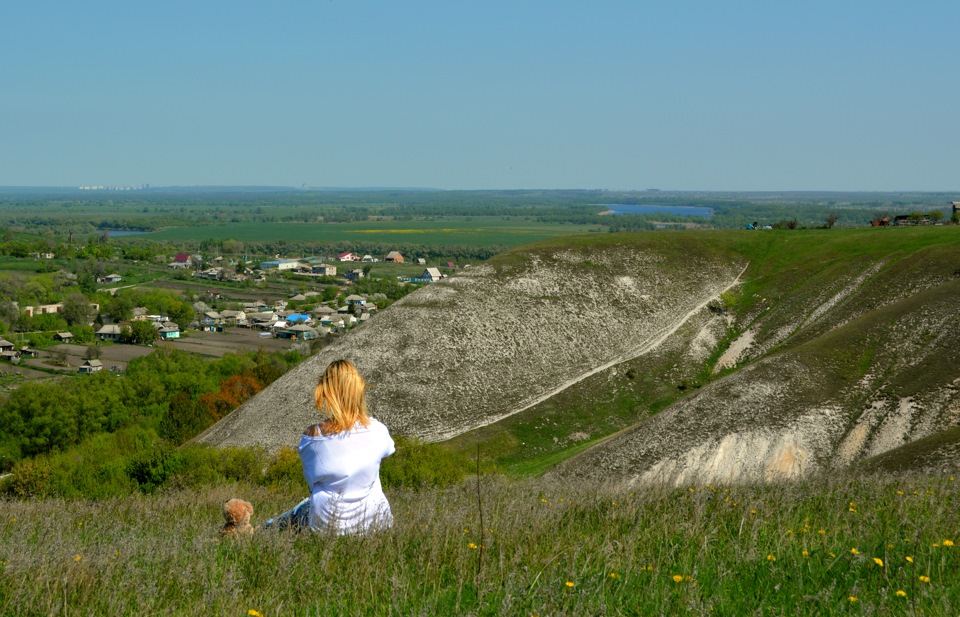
[
  {"xmin": 259, "ymin": 259, "xmax": 300, "ymax": 271},
  {"xmin": 79, "ymin": 359, "xmax": 103, "ymax": 374},
  {"xmin": 337, "ymin": 252, "xmax": 358, "ymax": 262},
  {"xmin": 416, "ymin": 258, "xmax": 427, "ymax": 266},
  {"xmin": 281, "ymin": 324, "xmax": 320, "ymax": 340},
  {"xmin": 422, "ymin": 268, "xmax": 443, "ymax": 282},
  {"xmin": 55, "ymin": 332, "xmax": 74, "ymax": 342},
  {"xmin": 344, "ymin": 295, "xmax": 367, "ymax": 307},
  {"xmin": 96, "ymin": 324, "xmax": 123, "ymax": 342},
  {"xmin": 156, "ymin": 322, "xmax": 181, "ymax": 340},
  {"xmin": 312, "ymin": 263, "xmax": 337, "ymax": 276},
  {"xmin": 385, "ymin": 251, "xmax": 404, "ymax": 263},
  {"xmin": 0, "ymin": 338, "xmax": 15, "ymax": 353},
  {"xmin": 344, "ymin": 269, "xmax": 365, "ymax": 281},
  {"xmin": 104, "ymin": 274, "xmax": 122, "ymax": 284}
]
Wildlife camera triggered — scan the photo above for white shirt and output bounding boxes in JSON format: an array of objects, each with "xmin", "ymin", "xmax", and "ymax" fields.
[{"xmin": 298, "ymin": 418, "xmax": 395, "ymax": 534}]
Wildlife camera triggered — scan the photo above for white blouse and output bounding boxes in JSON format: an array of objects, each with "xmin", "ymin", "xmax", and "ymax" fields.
[{"xmin": 298, "ymin": 418, "xmax": 396, "ymax": 534}]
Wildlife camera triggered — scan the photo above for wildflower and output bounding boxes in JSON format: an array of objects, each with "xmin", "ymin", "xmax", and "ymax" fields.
[
  {"xmin": 565, "ymin": 581, "xmax": 575, "ymax": 588},
  {"xmin": 849, "ymin": 596, "xmax": 858, "ymax": 603},
  {"xmin": 672, "ymin": 574, "xmax": 684, "ymax": 583},
  {"xmin": 463, "ymin": 529, "xmax": 469, "ymax": 533},
  {"xmin": 887, "ymin": 544, "xmax": 894, "ymax": 549},
  {"xmin": 750, "ymin": 509, "xmax": 758, "ymax": 515},
  {"xmin": 74, "ymin": 555, "xmax": 82, "ymax": 562},
  {"xmin": 9, "ymin": 518, "xmax": 14, "ymax": 523},
  {"xmin": 932, "ymin": 543, "xmax": 940, "ymax": 548},
  {"xmin": 766, "ymin": 554, "xmax": 776, "ymax": 562},
  {"xmin": 829, "ymin": 552, "xmax": 836, "ymax": 558},
  {"xmin": 850, "ymin": 548, "xmax": 859, "ymax": 555},
  {"xmin": 689, "ymin": 487, "xmax": 695, "ymax": 492},
  {"xmin": 609, "ymin": 572, "xmax": 619, "ymax": 579},
  {"xmin": 540, "ymin": 498, "xmax": 548, "ymax": 504},
  {"xmin": 906, "ymin": 556, "xmax": 914, "ymax": 563},
  {"xmin": 848, "ymin": 507, "xmax": 856, "ymax": 513},
  {"xmin": 919, "ymin": 575, "xmax": 930, "ymax": 583},
  {"xmin": 818, "ymin": 529, "xmax": 826, "ymax": 535},
  {"xmin": 786, "ymin": 529, "xmax": 793, "ymax": 535},
  {"xmin": 943, "ymin": 539, "xmax": 955, "ymax": 547},
  {"xmin": 248, "ymin": 611, "xmax": 264, "ymax": 617},
  {"xmin": 802, "ymin": 551, "xmax": 809, "ymax": 557},
  {"xmin": 873, "ymin": 558, "xmax": 883, "ymax": 567},
  {"xmin": 896, "ymin": 490, "xmax": 904, "ymax": 495},
  {"xmin": 896, "ymin": 590, "xmax": 907, "ymax": 597},
  {"xmin": 467, "ymin": 543, "xmax": 478, "ymax": 550}
]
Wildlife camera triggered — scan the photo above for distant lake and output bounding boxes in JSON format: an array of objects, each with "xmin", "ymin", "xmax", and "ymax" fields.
[
  {"xmin": 599, "ymin": 204, "xmax": 713, "ymax": 218},
  {"xmin": 99, "ymin": 229, "xmax": 149, "ymax": 236}
]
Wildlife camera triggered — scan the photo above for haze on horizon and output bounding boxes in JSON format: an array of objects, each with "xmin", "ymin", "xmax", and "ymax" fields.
[{"xmin": 3, "ymin": 1, "xmax": 958, "ymax": 192}]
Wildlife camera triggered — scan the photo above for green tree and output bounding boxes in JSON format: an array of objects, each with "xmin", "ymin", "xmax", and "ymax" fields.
[
  {"xmin": 61, "ymin": 292, "xmax": 94, "ymax": 326},
  {"xmin": 125, "ymin": 321, "xmax": 158, "ymax": 345}
]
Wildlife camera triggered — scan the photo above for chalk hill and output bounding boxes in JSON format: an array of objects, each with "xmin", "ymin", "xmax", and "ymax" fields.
[{"xmin": 196, "ymin": 228, "xmax": 960, "ymax": 484}]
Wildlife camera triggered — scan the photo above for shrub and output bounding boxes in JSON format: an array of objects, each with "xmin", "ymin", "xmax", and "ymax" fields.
[
  {"xmin": 380, "ymin": 436, "xmax": 471, "ymax": 490},
  {"xmin": 261, "ymin": 446, "xmax": 304, "ymax": 488},
  {"xmin": 6, "ymin": 457, "xmax": 52, "ymax": 498}
]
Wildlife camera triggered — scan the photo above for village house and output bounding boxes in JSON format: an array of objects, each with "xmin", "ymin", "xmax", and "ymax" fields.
[
  {"xmin": 422, "ymin": 267, "xmax": 443, "ymax": 282},
  {"xmin": 312, "ymin": 263, "xmax": 337, "ymax": 276},
  {"xmin": 280, "ymin": 324, "xmax": 320, "ymax": 340},
  {"xmin": 337, "ymin": 251, "xmax": 359, "ymax": 262},
  {"xmin": 416, "ymin": 258, "xmax": 426, "ymax": 266},
  {"xmin": 385, "ymin": 251, "xmax": 404, "ymax": 263},
  {"xmin": 219, "ymin": 310, "xmax": 247, "ymax": 326},
  {"xmin": 96, "ymin": 324, "xmax": 123, "ymax": 342},
  {"xmin": 79, "ymin": 359, "xmax": 103, "ymax": 374},
  {"xmin": 344, "ymin": 269, "xmax": 365, "ymax": 281},
  {"xmin": 200, "ymin": 311, "xmax": 223, "ymax": 331},
  {"xmin": 103, "ymin": 273, "xmax": 122, "ymax": 284},
  {"xmin": 344, "ymin": 294, "xmax": 367, "ymax": 308},
  {"xmin": 259, "ymin": 259, "xmax": 300, "ymax": 271},
  {"xmin": 168, "ymin": 253, "xmax": 193, "ymax": 269},
  {"xmin": 155, "ymin": 322, "xmax": 181, "ymax": 340},
  {"xmin": 0, "ymin": 338, "xmax": 15, "ymax": 353},
  {"xmin": 55, "ymin": 332, "xmax": 74, "ymax": 342}
]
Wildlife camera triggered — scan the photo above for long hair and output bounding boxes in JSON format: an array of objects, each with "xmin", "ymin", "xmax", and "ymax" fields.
[{"xmin": 314, "ymin": 359, "xmax": 370, "ymax": 434}]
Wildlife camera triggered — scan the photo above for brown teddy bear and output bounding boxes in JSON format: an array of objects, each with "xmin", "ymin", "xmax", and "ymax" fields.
[{"xmin": 220, "ymin": 498, "xmax": 254, "ymax": 536}]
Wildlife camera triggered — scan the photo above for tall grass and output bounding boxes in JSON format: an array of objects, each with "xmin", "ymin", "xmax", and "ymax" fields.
[{"xmin": 1, "ymin": 473, "xmax": 957, "ymax": 615}]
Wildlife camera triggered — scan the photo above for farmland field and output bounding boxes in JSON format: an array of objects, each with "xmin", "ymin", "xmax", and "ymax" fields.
[{"xmin": 129, "ymin": 219, "xmax": 604, "ymax": 247}]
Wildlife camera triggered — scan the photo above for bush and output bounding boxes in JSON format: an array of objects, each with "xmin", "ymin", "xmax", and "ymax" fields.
[
  {"xmin": 261, "ymin": 446, "xmax": 303, "ymax": 488},
  {"xmin": 380, "ymin": 436, "xmax": 471, "ymax": 490},
  {"xmin": 6, "ymin": 457, "xmax": 52, "ymax": 498}
]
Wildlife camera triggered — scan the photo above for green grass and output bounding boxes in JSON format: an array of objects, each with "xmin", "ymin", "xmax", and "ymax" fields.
[
  {"xmin": 1, "ymin": 473, "xmax": 957, "ymax": 615},
  {"xmin": 131, "ymin": 219, "xmax": 605, "ymax": 247}
]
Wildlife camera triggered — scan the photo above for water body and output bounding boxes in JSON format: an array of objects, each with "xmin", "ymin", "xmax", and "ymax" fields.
[
  {"xmin": 99, "ymin": 229, "xmax": 149, "ymax": 236},
  {"xmin": 599, "ymin": 204, "xmax": 713, "ymax": 218}
]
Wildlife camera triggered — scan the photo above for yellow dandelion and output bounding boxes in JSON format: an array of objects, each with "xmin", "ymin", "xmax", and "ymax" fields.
[
  {"xmin": 818, "ymin": 529, "xmax": 826, "ymax": 535},
  {"xmin": 943, "ymin": 539, "xmax": 955, "ymax": 547},
  {"xmin": 672, "ymin": 574, "xmax": 684, "ymax": 583},
  {"xmin": 849, "ymin": 501, "xmax": 855, "ymax": 507},
  {"xmin": 829, "ymin": 552, "xmax": 836, "ymax": 558},
  {"xmin": 467, "ymin": 542, "xmax": 478, "ymax": 550},
  {"xmin": 73, "ymin": 555, "xmax": 82, "ymax": 562},
  {"xmin": 850, "ymin": 548, "xmax": 859, "ymax": 555},
  {"xmin": 463, "ymin": 528, "xmax": 469, "ymax": 533},
  {"xmin": 932, "ymin": 543, "xmax": 940, "ymax": 548},
  {"xmin": 906, "ymin": 556, "xmax": 914, "ymax": 563},
  {"xmin": 9, "ymin": 518, "xmax": 14, "ymax": 523},
  {"xmin": 114, "ymin": 551, "xmax": 120, "ymax": 557},
  {"xmin": 766, "ymin": 554, "xmax": 776, "ymax": 562},
  {"xmin": 896, "ymin": 590, "xmax": 907, "ymax": 597},
  {"xmin": 565, "ymin": 581, "xmax": 575, "ymax": 588},
  {"xmin": 609, "ymin": 572, "xmax": 619, "ymax": 579},
  {"xmin": 540, "ymin": 498, "xmax": 547, "ymax": 503},
  {"xmin": 849, "ymin": 596, "xmax": 858, "ymax": 603},
  {"xmin": 802, "ymin": 550, "xmax": 809, "ymax": 557},
  {"xmin": 750, "ymin": 509, "xmax": 758, "ymax": 515},
  {"xmin": 896, "ymin": 490, "xmax": 904, "ymax": 495},
  {"xmin": 887, "ymin": 544, "xmax": 894, "ymax": 549},
  {"xmin": 919, "ymin": 575, "xmax": 930, "ymax": 583},
  {"xmin": 786, "ymin": 529, "xmax": 793, "ymax": 535},
  {"xmin": 248, "ymin": 611, "xmax": 263, "ymax": 617},
  {"xmin": 848, "ymin": 507, "xmax": 856, "ymax": 512},
  {"xmin": 873, "ymin": 557, "xmax": 883, "ymax": 567}
]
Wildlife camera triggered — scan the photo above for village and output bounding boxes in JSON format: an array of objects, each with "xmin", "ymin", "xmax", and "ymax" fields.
[{"xmin": 0, "ymin": 247, "xmax": 449, "ymax": 380}]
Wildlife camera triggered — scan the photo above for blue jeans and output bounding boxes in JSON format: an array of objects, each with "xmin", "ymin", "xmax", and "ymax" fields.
[{"xmin": 263, "ymin": 497, "xmax": 311, "ymax": 530}]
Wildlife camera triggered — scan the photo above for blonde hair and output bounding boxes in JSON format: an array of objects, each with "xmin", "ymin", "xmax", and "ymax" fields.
[{"xmin": 314, "ymin": 359, "xmax": 370, "ymax": 434}]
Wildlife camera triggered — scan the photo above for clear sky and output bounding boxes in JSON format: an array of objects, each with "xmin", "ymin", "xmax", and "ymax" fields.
[{"xmin": 3, "ymin": 1, "xmax": 958, "ymax": 191}]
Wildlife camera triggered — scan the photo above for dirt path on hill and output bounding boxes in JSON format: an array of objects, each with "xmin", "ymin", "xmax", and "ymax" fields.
[{"xmin": 434, "ymin": 263, "xmax": 748, "ymax": 441}]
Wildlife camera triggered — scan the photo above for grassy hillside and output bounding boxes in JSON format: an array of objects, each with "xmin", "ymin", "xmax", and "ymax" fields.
[{"xmin": 1, "ymin": 473, "xmax": 957, "ymax": 615}]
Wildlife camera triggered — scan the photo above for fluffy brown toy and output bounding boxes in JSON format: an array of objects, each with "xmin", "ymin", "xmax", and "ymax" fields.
[{"xmin": 221, "ymin": 498, "xmax": 254, "ymax": 536}]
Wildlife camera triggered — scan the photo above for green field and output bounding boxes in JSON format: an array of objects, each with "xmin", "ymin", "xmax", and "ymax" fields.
[{"xmin": 133, "ymin": 219, "xmax": 604, "ymax": 247}]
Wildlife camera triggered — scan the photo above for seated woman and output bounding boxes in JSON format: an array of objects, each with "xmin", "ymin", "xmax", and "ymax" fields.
[{"xmin": 265, "ymin": 359, "xmax": 395, "ymax": 534}]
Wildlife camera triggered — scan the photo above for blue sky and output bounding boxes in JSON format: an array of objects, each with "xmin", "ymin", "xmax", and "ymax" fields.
[{"xmin": 2, "ymin": 1, "xmax": 958, "ymax": 190}]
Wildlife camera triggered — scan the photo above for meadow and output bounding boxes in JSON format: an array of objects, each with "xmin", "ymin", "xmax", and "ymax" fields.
[
  {"xmin": 135, "ymin": 219, "xmax": 605, "ymax": 248},
  {"xmin": 1, "ymin": 473, "xmax": 957, "ymax": 615}
]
